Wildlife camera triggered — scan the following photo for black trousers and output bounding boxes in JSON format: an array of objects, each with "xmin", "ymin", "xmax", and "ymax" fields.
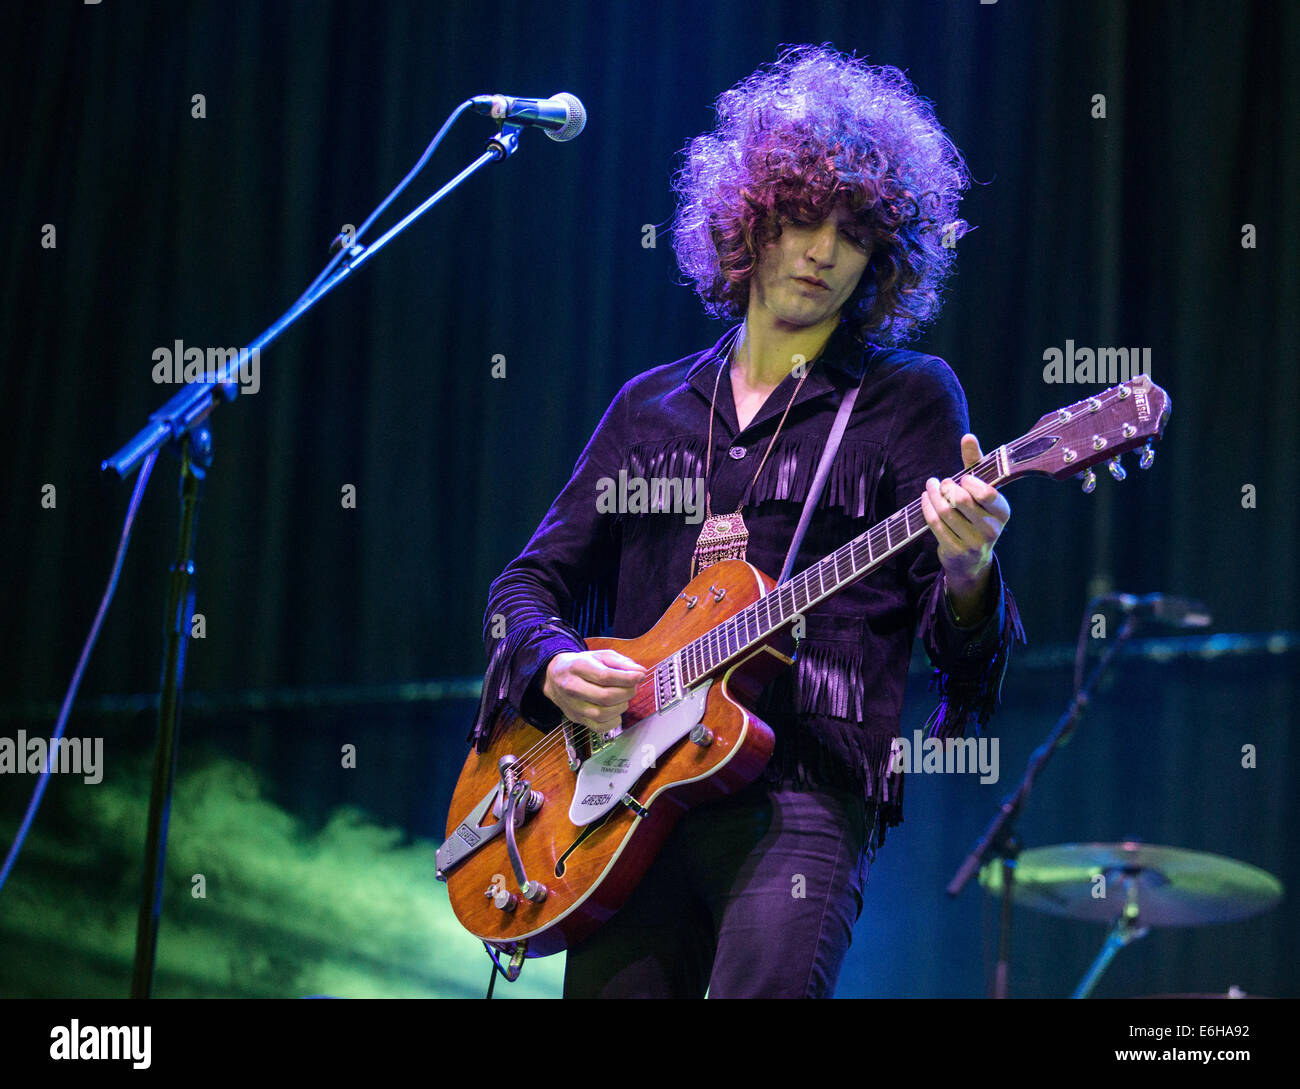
[{"xmin": 563, "ymin": 776, "xmax": 876, "ymax": 998}]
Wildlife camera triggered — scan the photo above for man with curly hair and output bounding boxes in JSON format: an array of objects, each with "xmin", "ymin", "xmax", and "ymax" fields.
[{"xmin": 470, "ymin": 44, "xmax": 1023, "ymax": 998}]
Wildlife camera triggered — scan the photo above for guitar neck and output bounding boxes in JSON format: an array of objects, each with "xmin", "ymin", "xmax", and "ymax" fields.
[
  {"xmin": 672, "ymin": 373, "xmax": 1171, "ymax": 691},
  {"xmin": 677, "ymin": 450, "xmax": 1009, "ymax": 688}
]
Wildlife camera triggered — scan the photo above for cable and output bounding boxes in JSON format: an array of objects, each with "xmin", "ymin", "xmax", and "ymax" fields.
[
  {"xmin": 290, "ymin": 99, "xmax": 475, "ymax": 312},
  {"xmin": 0, "ymin": 448, "xmax": 159, "ymax": 897}
]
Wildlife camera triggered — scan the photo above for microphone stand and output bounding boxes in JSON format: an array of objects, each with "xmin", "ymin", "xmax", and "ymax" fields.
[
  {"xmin": 946, "ymin": 613, "xmax": 1138, "ymax": 998},
  {"xmin": 105, "ymin": 119, "xmax": 527, "ymax": 998}
]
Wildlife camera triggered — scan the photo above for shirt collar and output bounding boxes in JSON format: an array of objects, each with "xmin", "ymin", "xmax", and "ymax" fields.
[{"xmin": 685, "ymin": 320, "xmax": 872, "ymax": 434}]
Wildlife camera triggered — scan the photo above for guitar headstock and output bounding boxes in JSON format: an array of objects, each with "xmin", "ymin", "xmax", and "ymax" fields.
[{"xmin": 1003, "ymin": 375, "xmax": 1171, "ymax": 487}]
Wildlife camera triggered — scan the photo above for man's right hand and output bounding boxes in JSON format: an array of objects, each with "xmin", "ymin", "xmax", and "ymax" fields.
[{"xmin": 542, "ymin": 648, "xmax": 648, "ymax": 730}]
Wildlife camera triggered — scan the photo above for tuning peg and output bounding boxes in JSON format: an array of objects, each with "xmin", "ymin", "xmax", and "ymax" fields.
[
  {"xmin": 1107, "ymin": 457, "xmax": 1126, "ymax": 482},
  {"xmin": 1139, "ymin": 440, "xmax": 1155, "ymax": 470},
  {"xmin": 1078, "ymin": 468, "xmax": 1097, "ymax": 493}
]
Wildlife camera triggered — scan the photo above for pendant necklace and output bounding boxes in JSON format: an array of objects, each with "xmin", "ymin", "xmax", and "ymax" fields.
[{"xmin": 691, "ymin": 326, "xmax": 816, "ymax": 578}]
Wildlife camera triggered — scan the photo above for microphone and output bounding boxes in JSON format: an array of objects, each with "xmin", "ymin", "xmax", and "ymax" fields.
[
  {"xmin": 1106, "ymin": 593, "xmax": 1213, "ymax": 629},
  {"xmin": 469, "ymin": 92, "xmax": 587, "ymax": 142}
]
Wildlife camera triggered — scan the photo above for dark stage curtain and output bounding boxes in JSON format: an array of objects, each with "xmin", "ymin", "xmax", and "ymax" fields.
[{"xmin": 0, "ymin": 0, "xmax": 1296, "ymax": 998}]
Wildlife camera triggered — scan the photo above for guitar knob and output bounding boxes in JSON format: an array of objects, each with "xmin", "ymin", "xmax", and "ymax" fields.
[
  {"xmin": 690, "ymin": 724, "xmax": 714, "ymax": 747},
  {"xmin": 488, "ymin": 887, "xmax": 518, "ymax": 912},
  {"xmin": 1139, "ymin": 441, "xmax": 1155, "ymax": 470},
  {"xmin": 521, "ymin": 880, "xmax": 548, "ymax": 903},
  {"xmin": 1079, "ymin": 469, "xmax": 1097, "ymax": 494},
  {"xmin": 1107, "ymin": 457, "xmax": 1126, "ymax": 482}
]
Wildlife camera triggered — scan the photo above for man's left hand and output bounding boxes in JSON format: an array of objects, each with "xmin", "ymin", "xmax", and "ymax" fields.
[{"xmin": 920, "ymin": 433, "xmax": 1010, "ymax": 600}]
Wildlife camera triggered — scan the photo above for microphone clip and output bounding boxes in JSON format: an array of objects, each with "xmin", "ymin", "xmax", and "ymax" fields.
[{"xmin": 486, "ymin": 123, "xmax": 524, "ymax": 161}]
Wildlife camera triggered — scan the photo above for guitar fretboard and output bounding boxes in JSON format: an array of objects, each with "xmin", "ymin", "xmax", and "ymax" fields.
[{"xmin": 677, "ymin": 453, "xmax": 1005, "ymax": 688}]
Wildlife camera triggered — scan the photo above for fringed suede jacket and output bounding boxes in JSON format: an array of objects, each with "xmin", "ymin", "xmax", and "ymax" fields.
[{"xmin": 469, "ymin": 320, "xmax": 1024, "ymax": 846}]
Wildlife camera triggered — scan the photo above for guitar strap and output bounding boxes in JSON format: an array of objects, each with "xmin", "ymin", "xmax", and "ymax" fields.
[{"xmin": 777, "ymin": 352, "xmax": 872, "ymax": 585}]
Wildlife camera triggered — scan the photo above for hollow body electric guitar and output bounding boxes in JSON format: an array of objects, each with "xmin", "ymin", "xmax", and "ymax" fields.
[{"xmin": 437, "ymin": 376, "xmax": 1171, "ymax": 958}]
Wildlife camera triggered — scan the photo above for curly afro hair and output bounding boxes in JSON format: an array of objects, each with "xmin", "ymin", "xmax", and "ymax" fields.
[{"xmin": 671, "ymin": 43, "xmax": 971, "ymax": 346}]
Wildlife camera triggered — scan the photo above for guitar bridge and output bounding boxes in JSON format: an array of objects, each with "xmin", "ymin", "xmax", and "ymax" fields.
[{"xmin": 562, "ymin": 720, "xmax": 583, "ymax": 771}]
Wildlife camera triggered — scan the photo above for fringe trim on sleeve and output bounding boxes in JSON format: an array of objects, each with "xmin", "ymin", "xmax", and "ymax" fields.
[
  {"xmin": 569, "ymin": 571, "xmax": 617, "ymax": 640},
  {"xmin": 467, "ymin": 615, "xmax": 585, "ymax": 752},
  {"xmin": 919, "ymin": 587, "xmax": 1027, "ymax": 742}
]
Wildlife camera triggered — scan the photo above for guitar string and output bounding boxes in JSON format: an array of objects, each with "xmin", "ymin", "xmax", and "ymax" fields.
[{"xmin": 501, "ymin": 383, "xmax": 1151, "ymax": 782}]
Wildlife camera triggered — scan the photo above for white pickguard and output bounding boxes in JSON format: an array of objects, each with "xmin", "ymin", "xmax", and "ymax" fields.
[{"xmin": 568, "ymin": 679, "xmax": 714, "ymax": 826}]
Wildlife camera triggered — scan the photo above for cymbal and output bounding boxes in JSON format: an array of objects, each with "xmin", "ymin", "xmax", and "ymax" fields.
[{"xmin": 979, "ymin": 841, "xmax": 1283, "ymax": 926}]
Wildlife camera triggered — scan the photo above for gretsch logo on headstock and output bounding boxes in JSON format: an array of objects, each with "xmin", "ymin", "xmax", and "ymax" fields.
[{"xmin": 1134, "ymin": 385, "xmax": 1151, "ymax": 422}]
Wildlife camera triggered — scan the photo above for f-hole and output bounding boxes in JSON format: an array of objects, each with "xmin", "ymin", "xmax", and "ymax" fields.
[{"xmin": 555, "ymin": 814, "xmax": 610, "ymax": 877}]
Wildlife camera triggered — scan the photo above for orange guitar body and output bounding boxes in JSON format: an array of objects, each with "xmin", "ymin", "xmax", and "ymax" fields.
[{"xmin": 441, "ymin": 559, "xmax": 795, "ymax": 957}]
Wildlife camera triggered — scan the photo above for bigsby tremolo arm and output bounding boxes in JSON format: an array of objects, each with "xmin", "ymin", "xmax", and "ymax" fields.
[{"xmin": 498, "ymin": 754, "xmax": 547, "ymax": 905}]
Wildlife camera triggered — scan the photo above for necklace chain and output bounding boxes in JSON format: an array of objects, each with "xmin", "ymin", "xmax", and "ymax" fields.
[{"xmin": 691, "ymin": 325, "xmax": 817, "ymax": 578}]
